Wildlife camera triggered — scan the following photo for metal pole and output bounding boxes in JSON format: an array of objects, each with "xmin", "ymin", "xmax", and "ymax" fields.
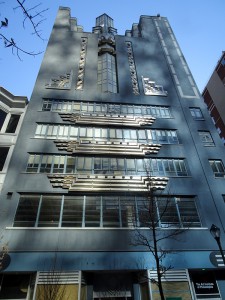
[{"xmin": 215, "ymin": 237, "xmax": 225, "ymax": 266}]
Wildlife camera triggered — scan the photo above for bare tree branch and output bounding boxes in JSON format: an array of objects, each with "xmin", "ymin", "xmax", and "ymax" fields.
[
  {"xmin": 0, "ymin": 0, "xmax": 48, "ymax": 59},
  {"xmin": 0, "ymin": 33, "xmax": 43, "ymax": 60},
  {"xmin": 14, "ymin": 0, "xmax": 49, "ymax": 40},
  {"xmin": 130, "ymin": 162, "xmax": 192, "ymax": 300}
]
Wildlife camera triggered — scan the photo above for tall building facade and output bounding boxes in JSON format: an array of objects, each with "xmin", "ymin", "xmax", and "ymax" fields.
[
  {"xmin": 202, "ymin": 51, "xmax": 225, "ymax": 144},
  {"xmin": 1, "ymin": 7, "xmax": 225, "ymax": 299},
  {"xmin": 0, "ymin": 87, "xmax": 27, "ymax": 191}
]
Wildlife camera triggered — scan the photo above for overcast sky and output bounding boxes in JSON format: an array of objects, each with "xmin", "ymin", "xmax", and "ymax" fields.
[{"xmin": 0, "ymin": 0, "xmax": 224, "ymax": 99}]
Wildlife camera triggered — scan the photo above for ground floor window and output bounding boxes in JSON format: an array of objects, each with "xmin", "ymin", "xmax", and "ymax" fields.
[{"xmin": 0, "ymin": 273, "xmax": 32, "ymax": 299}]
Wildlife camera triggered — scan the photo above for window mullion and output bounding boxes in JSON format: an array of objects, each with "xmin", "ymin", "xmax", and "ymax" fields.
[
  {"xmin": 59, "ymin": 195, "xmax": 64, "ymax": 227},
  {"xmin": 100, "ymin": 196, "xmax": 103, "ymax": 227},
  {"xmin": 37, "ymin": 154, "xmax": 42, "ymax": 173},
  {"xmin": 174, "ymin": 198, "xmax": 183, "ymax": 228},
  {"xmin": 83, "ymin": 196, "xmax": 86, "ymax": 227},
  {"xmin": 35, "ymin": 195, "xmax": 42, "ymax": 227}
]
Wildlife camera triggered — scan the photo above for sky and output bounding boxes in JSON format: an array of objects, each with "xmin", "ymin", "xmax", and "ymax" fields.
[{"xmin": 0, "ymin": 0, "xmax": 224, "ymax": 100}]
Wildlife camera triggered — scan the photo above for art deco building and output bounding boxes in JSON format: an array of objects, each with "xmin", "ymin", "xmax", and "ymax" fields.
[
  {"xmin": 1, "ymin": 7, "xmax": 225, "ymax": 300},
  {"xmin": 202, "ymin": 51, "xmax": 225, "ymax": 144}
]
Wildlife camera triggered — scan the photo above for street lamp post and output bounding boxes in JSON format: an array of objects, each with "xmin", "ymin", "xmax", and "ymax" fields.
[{"xmin": 210, "ymin": 224, "xmax": 225, "ymax": 266}]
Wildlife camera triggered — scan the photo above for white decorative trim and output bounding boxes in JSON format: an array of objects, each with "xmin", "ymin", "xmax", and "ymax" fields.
[
  {"xmin": 45, "ymin": 71, "xmax": 72, "ymax": 90},
  {"xmin": 126, "ymin": 42, "xmax": 140, "ymax": 95},
  {"xmin": 154, "ymin": 19, "xmax": 200, "ymax": 99},
  {"xmin": 48, "ymin": 174, "xmax": 169, "ymax": 192},
  {"xmin": 59, "ymin": 113, "xmax": 156, "ymax": 127},
  {"xmin": 142, "ymin": 76, "xmax": 167, "ymax": 96},
  {"xmin": 54, "ymin": 140, "xmax": 161, "ymax": 155},
  {"xmin": 76, "ymin": 37, "xmax": 88, "ymax": 90}
]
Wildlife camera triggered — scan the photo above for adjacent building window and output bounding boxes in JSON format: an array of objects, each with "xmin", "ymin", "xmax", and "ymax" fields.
[
  {"xmin": 209, "ymin": 160, "xmax": 225, "ymax": 178},
  {"xmin": 0, "ymin": 147, "xmax": 9, "ymax": 171},
  {"xmin": 13, "ymin": 194, "xmax": 201, "ymax": 228},
  {"xmin": 198, "ymin": 131, "xmax": 214, "ymax": 146},
  {"xmin": 35, "ymin": 124, "xmax": 179, "ymax": 144},
  {"xmin": 26, "ymin": 155, "xmax": 188, "ymax": 177},
  {"xmin": 5, "ymin": 114, "xmax": 20, "ymax": 133},
  {"xmin": 0, "ymin": 109, "xmax": 7, "ymax": 130},
  {"xmin": 189, "ymin": 108, "xmax": 204, "ymax": 120},
  {"xmin": 42, "ymin": 99, "xmax": 172, "ymax": 118}
]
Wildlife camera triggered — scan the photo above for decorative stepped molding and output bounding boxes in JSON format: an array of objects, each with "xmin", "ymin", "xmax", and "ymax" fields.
[
  {"xmin": 59, "ymin": 113, "xmax": 155, "ymax": 127},
  {"xmin": 54, "ymin": 140, "xmax": 161, "ymax": 155},
  {"xmin": 48, "ymin": 174, "xmax": 169, "ymax": 192},
  {"xmin": 142, "ymin": 76, "xmax": 167, "ymax": 96}
]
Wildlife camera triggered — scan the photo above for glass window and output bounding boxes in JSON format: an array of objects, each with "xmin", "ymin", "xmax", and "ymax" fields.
[
  {"xmin": 116, "ymin": 129, "xmax": 123, "ymax": 139},
  {"xmin": 70, "ymin": 126, "xmax": 78, "ymax": 139},
  {"xmin": 102, "ymin": 196, "xmax": 120, "ymax": 227},
  {"xmin": 198, "ymin": 131, "xmax": 214, "ymax": 146},
  {"xmin": 136, "ymin": 159, "xmax": 145, "ymax": 174},
  {"xmin": 62, "ymin": 196, "xmax": 83, "ymax": 227},
  {"xmin": 138, "ymin": 130, "xmax": 147, "ymax": 143},
  {"xmin": 209, "ymin": 160, "xmax": 225, "ymax": 178},
  {"xmin": 0, "ymin": 147, "xmax": 9, "ymax": 171},
  {"xmin": 26, "ymin": 154, "xmax": 41, "ymax": 173},
  {"xmin": 66, "ymin": 157, "xmax": 76, "ymax": 173},
  {"xmin": 39, "ymin": 155, "xmax": 53, "ymax": 173},
  {"xmin": 35, "ymin": 124, "xmax": 44, "ymax": 137},
  {"xmin": 120, "ymin": 197, "xmax": 136, "ymax": 228},
  {"xmin": 126, "ymin": 159, "xmax": 136, "ymax": 174},
  {"xmin": 5, "ymin": 114, "xmax": 20, "ymax": 133},
  {"xmin": 42, "ymin": 100, "xmax": 52, "ymax": 111},
  {"xmin": 73, "ymin": 102, "xmax": 81, "ymax": 112},
  {"xmin": 157, "ymin": 198, "xmax": 180, "ymax": 227},
  {"xmin": 85, "ymin": 196, "xmax": 101, "ymax": 227},
  {"xmin": 13, "ymin": 194, "xmax": 201, "ymax": 229},
  {"xmin": 86, "ymin": 128, "xmax": 93, "ymax": 138},
  {"xmin": 109, "ymin": 128, "xmax": 116, "ymax": 139},
  {"xmin": 0, "ymin": 109, "xmax": 7, "ymax": 131},
  {"xmin": 14, "ymin": 195, "xmax": 40, "ymax": 227},
  {"xmin": 134, "ymin": 106, "xmax": 142, "ymax": 115},
  {"xmin": 190, "ymin": 107, "xmax": 204, "ymax": 120},
  {"xmin": 146, "ymin": 130, "xmax": 152, "ymax": 142},
  {"xmin": 80, "ymin": 127, "xmax": 86, "ymax": 137},
  {"xmin": 41, "ymin": 100, "xmax": 173, "ymax": 118},
  {"xmin": 77, "ymin": 157, "xmax": 92, "ymax": 173},
  {"xmin": 102, "ymin": 157, "xmax": 109, "ymax": 173},
  {"xmin": 137, "ymin": 197, "xmax": 152, "ymax": 227},
  {"xmin": 123, "ymin": 129, "xmax": 130, "ymax": 140},
  {"xmin": 177, "ymin": 197, "xmax": 201, "ymax": 227},
  {"xmin": 37, "ymin": 195, "xmax": 61, "ymax": 227},
  {"xmin": 53, "ymin": 156, "xmax": 65, "ymax": 173}
]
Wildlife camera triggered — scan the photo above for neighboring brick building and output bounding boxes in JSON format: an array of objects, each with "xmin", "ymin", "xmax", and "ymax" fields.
[{"xmin": 202, "ymin": 51, "xmax": 225, "ymax": 144}]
